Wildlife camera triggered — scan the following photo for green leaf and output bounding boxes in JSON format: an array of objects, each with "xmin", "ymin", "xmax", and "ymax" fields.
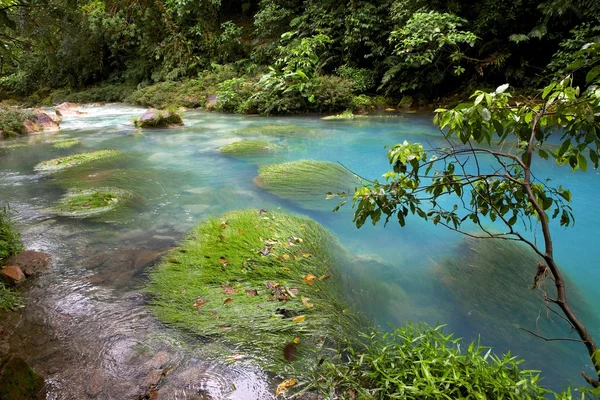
[
  {"xmin": 538, "ymin": 149, "xmax": 548, "ymax": 160},
  {"xmin": 496, "ymin": 84, "xmax": 509, "ymax": 94},
  {"xmin": 587, "ymin": 66, "xmax": 600, "ymax": 84},
  {"xmin": 577, "ymin": 154, "xmax": 588, "ymax": 172}
]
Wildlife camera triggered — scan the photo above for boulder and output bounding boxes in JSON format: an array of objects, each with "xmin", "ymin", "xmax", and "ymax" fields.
[
  {"xmin": 0, "ymin": 265, "xmax": 25, "ymax": 286},
  {"xmin": 0, "ymin": 355, "xmax": 46, "ymax": 400},
  {"xmin": 22, "ymin": 112, "xmax": 60, "ymax": 134},
  {"xmin": 55, "ymin": 102, "xmax": 85, "ymax": 116},
  {"xmin": 3, "ymin": 251, "xmax": 51, "ymax": 277},
  {"xmin": 135, "ymin": 109, "xmax": 183, "ymax": 129}
]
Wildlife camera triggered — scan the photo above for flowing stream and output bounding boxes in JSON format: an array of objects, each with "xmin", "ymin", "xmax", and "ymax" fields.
[{"xmin": 1, "ymin": 104, "xmax": 599, "ymax": 398}]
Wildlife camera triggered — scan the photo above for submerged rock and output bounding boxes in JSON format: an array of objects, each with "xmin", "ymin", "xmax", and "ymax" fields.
[
  {"xmin": 146, "ymin": 210, "xmax": 363, "ymax": 373},
  {"xmin": 254, "ymin": 160, "xmax": 359, "ymax": 210},
  {"xmin": 0, "ymin": 265, "xmax": 25, "ymax": 286},
  {"xmin": 3, "ymin": 251, "xmax": 51, "ymax": 277},
  {"xmin": 52, "ymin": 187, "xmax": 133, "ymax": 218},
  {"xmin": 0, "ymin": 355, "xmax": 46, "ymax": 399},
  {"xmin": 135, "ymin": 109, "xmax": 183, "ymax": 128}
]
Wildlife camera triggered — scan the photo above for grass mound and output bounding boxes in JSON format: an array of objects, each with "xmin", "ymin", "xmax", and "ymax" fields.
[
  {"xmin": 52, "ymin": 138, "xmax": 81, "ymax": 149},
  {"xmin": 53, "ymin": 187, "xmax": 133, "ymax": 218},
  {"xmin": 146, "ymin": 209, "xmax": 362, "ymax": 372},
  {"xmin": 233, "ymin": 125, "xmax": 315, "ymax": 137},
  {"xmin": 255, "ymin": 160, "xmax": 359, "ymax": 210},
  {"xmin": 219, "ymin": 140, "xmax": 280, "ymax": 156},
  {"xmin": 34, "ymin": 149, "xmax": 121, "ymax": 172}
]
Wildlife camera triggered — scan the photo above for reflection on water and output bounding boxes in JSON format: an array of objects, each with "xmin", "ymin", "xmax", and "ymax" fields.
[{"xmin": 1, "ymin": 103, "xmax": 599, "ymax": 397}]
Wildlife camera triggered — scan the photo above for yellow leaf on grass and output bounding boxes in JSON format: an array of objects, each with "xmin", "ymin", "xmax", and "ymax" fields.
[
  {"xmin": 282, "ymin": 253, "xmax": 290, "ymax": 261},
  {"xmin": 292, "ymin": 315, "xmax": 306, "ymax": 323},
  {"xmin": 275, "ymin": 378, "xmax": 297, "ymax": 396},
  {"xmin": 303, "ymin": 273, "xmax": 316, "ymax": 286},
  {"xmin": 301, "ymin": 296, "xmax": 313, "ymax": 308},
  {"xmin": 293, "ymin": 337, "xmax": 301, "ymax": 344}
]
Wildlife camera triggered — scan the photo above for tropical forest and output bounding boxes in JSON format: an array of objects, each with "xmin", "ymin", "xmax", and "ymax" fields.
[{"xmin": 0, "ymin": 0, "xmax": 600, "ymax": 398}]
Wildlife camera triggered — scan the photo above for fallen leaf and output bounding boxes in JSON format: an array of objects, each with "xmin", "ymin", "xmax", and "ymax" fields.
[
  {"xmin": 209, "ymin": 311, "xmax": 218, "ymax": 318},
  {"xmin": 303, "ymin": 253, "xmax": 312, "ymax": 258},
  {"xmin": 265, "ymin": 281, "xmax": 279, "ymax": 290},
  {"xmin": 222, "ymin": 285, "xmax": 237, "ymax": 295},
  {"xmin": 226, "ymin": 354, "xmax": 245, "ymax": 362},
  {"xmin": 219, "ymin": 257, "xmax": 229, "ymax": 266},
  {"xmin": 245, "ymin": 289, "xmax": 258, "ymax": 296},
  {"xmin": 293, "ymin": 337, "xmax": 301, "ymax": 344},
  {"xmin": 219, "ymin": 323, "xmax": 231, "ymax": 328},
  {"xmin": 282, "ymin": 267, "xmax": 290, "ymax": 271},
  {"xmin": 194, "ymin": 300, "xmax": 206, "ymax": 308},
  {"xmin": 301, "ymin": 296, "xmax": 313, "ymax": 308},
  {"xmin": 224, "ymin": 298, "xmax": 234, "ymax": 305},
  {"xmin": 288, "ymin": 288, "xmax": 299, "ymax": 295},
  {"xmin": 277, "ymin": 295, "xmax": 289, "ymax": 302},
  {"xmin": 282, "ymin": 253, "xmax": 290, "ymax": 261},
  {"xmin": 283, "ymin": 343, "xmax": 296, "ymax": 362},
  {"xmin": 318, "ymin": 274, "xmax": 330, "ymax": 281},
  {"xmin": 168, "ymin": 258, "xmax": 180, "ymax": 264},
  {"xmin": 303, "ymin": 273, "xmax": 316, "ymax": 286},
  {"xmin": 284, "ymin": 286, "xmax": 296, "ymax": 298},
  {"xmin": 259, "ymin": 247, "xmax": 270, "ymax": 256},
  {"xmin": 258, "ymin": 209, "xmax": 268, "ymax": 216},
  {"xmin": 292, "ymin": 315, "xmax": 306, "ymax": 323},
  {"xmin": 275, "ymin": 378, "xmax": 297, "ymax": 396},
  {"xmin": 220, "ymin": 220, "xmax": 228, "ymax": 229},
  {"xmin": 295, "ymin": 237, "xmax": 303, "ymax": 243}
]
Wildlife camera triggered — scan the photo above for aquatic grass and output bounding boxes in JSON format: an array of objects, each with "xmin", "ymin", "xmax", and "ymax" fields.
[
  {"xmin": 52, "ymin": 138, "xmax": 81, "ymax": 149},
  {"xmin": 53, "ymin": 187, "xmax": 134, "ymax": 218},
  {"xmin": 255, "ymin": 160, "xmax": 359, "ymax": 210},
  {"xmin": 321, "ymin": 110, "xmax": 368, "ymax": 120},
  {"xmin": 146, "ymin": 210, "xmax": 364, "ymax": 374},
  {"xmin": 34, "ymin": 149, "xmax": 122, "ymax": 172},
  {"xmin": 219, "ymin": 140, "xmax": 281, "ymax": 156},
  {"xmin": 233, "ymin": 125, "xmax": 316, "ymax": 137},
  {"xmin": 0, "ymin": 283, "xmax": 22, "ymax": 311},
  {"xmin": 0, "ymin": 205, "xmax": 23, "ymax": 261}
]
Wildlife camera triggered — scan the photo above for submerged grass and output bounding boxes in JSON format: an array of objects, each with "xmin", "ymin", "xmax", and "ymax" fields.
[
  {"xmin": 146, "ymin": 209, "xmax": 363, "ymax": 373},
  {"xmin": 53, "ymin": 187, "xmax": 134, "ymax": 218},
  {"xmin": 219, "ymin": 140, "xmax": 281, "ymax": 156},
  {"xmin": 52, "ymin": 138, "xmax": 81, "ymax": 149},
  {"xmin": 255, "ymin": 160, "xmax": 359, "ymax": 210},
  {"xmin": 34, "ymin": 149, "xmax": 121, "ymax": 172},
  {"xmin": 233, "ymin": 125, "xmax": 315, "ymax": 137},
  {"xmin": 0, "ymin": 283, "xmax": 22, "ymax": 311}
]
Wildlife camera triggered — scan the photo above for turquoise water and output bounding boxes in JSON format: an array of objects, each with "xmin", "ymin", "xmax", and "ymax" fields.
[{"xmin": 1, "ymin": 104, "xmax": 598, "ymax": 398}]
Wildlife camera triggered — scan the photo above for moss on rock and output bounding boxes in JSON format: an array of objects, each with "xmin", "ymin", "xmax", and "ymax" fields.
[
  {"xmin": 52, "ymin": 138, "xmax": 81, "ymax": 149},
  {"xmin": 53, "ymin": 187, "xmax": 133, "ymax": 218},
  {"xmin": 255, "ymin": 160, "xmax": 358, "ymax": 210},
  {"xmin": 34, "ymin": 149, "xmax": 121, "ymax": 172},
  {"xmin": 233, "ymin": 125, "xmax": 315, "ymax": 137},
  {"xmin": 134, "ymin": 109, "xmax": 183, "ymax": 128},
  {"xmin": 219, "ymin": 140, "xmax": 281, "ymax": 156},
  {"xmin": 146, "ymin": 210, "xmax": 362, "ymax": 372}
]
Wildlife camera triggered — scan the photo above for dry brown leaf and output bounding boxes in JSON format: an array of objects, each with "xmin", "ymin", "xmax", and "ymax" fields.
[
  {"xmin": 275, "ymin": 378, "xmax": 297, "ymax": 396},
  {"xmin": 283, "ymin": 343, "xmax": 296, "ymax": 362},
  {"xmin": 220, "ymin": 220, "xmax": 228, "ymax": 229},
  {"xmin": 222, "ymin": 285, "xmax": 237, "ymax": 295},
  {"xmin": 292, "ymin": 315, "xmax": 306, "ymax": 323},
  {"xmin": 223, "ymin": 298, "xmax": 234, "ymax": 305},
  {"xmin": 194, "ymin": 300, "xmax": 206, "ymax": 308},
  {"xmin": 219, "ymin": 257, "xmax": 229, "ymax": 266},
  {"xmin": 168, "ymin": 258, "xmax": 180, "ymax": 264},
  {"xmin": 301, "ymin": 296, "xmax": 313, "ymax": 308},
  {"xmin": 245, "ymin": 289, "xmax": 258, "ymax": 296},
  {"xmin": 303, "ymin": 273, "xmax": 316, "ymax": 286}
]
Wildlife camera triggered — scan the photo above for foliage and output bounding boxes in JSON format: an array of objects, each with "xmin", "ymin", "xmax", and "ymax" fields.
[
  {"xmin": 310, "ymin": 324, "xmax": 555, "ymax": 399},
  {"xmin": 256, "ymin": 160, "xmax": 359, "ymax": 210},
  {"xmin": 0, "ymin": 107, "xmax": 34, "ymax": 138},
  {"xmin": 336, "ymin": 65, "xmax": 376, "ymax": 92},
  {"xmin": 0, "ymin": 205, "xmax": 23, "ymax": 261},
  {"xmin": 382, "ymin": 11, "xmax": 477, "ymax": 95},
  {"xmin": 146, "ymin": 209, "xmax": 363, "ymax": 374},
  {"xmin": 34, "ymin": 150, "xmax": 122, "ymax": 172},
  {"xmin": 0, "ymin": 282, "xmax": 22, "ymax": 311},
  {"xmin": 51, "ymin": 84, "xmax": 134, "ymax": 104}
]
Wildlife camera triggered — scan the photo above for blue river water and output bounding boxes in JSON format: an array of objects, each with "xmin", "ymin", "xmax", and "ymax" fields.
[{"xmin": 0, "ymin": 104, "xmax": 598, "ymax": 398}]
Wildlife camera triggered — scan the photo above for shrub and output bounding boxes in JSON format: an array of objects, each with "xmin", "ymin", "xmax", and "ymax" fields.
[
  {"xmin": 336, "ymin": 65, "xmax": 377, "ymax": 92},
  {"xmin": 311, "ymin": 324, "xmax": 554, "ymax": 399},
  {"xmin": 0, "ymin": 107, "xmax": 34, "ymax": 138}
]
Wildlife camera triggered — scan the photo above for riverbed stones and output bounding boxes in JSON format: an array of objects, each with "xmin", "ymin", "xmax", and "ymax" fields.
[
  {"xmin": 23, "ymin": 112, "xmax": 60, "ymax": 134},
  {"xmin": 55, "ymin": 102, "xmax": 85, "ymax": 116},
  {"xmin": 0, "ymin": 265, "xmax": 25, "ymax": 286},
  {"xmin": 0, "ymin": 355, "xmax": 46, "ymax": 399},
  {"xmin": 3, "ymin": 251, "xmax": 51, "ymax": 277}
]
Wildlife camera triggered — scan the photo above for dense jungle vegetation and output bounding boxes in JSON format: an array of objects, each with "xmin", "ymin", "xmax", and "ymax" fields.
[{"xmin": 0, "ymin": 0, "xmax": 599, "ymax": 112}]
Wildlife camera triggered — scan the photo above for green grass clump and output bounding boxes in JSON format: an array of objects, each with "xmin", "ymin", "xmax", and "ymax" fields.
[
  {"xmin": 255, "ymin": 160, "xmax": 359, "ymax": 210},
  {"xmin": 321, "ymin": 109, "xmax": 368, "ymax": 120},
  {"xmin": 233, "ymin": 125, "xmax": 315, "ymax": 137},
  {"xmin": 219, "ymin": 140, "xmax": 280, "ymax": 156},
  {"xmin": 0, "ymin": 107, "xmax": 34, "ymax": 138},
  {"xmin": 34, "ymin": 149, "xmax": 121, "ymax": 172},
  {"xmin": 53, "ymin": 187, "xmax": 133, "ymax": 218},
  {"xmin": 0, "ymin": 205, "xmax": 23, "ymax": 261},
  {"xmin": 52, "ymin": 138, "xmax": 81, "ymax": 149},
  {"xmin": 311, "ymin": 324, "xmax": 554, "ymax": 399},
  {"xmin": 146, "ymin": 209, "xmax": 362, "ymax": 373},
  {"xmin": 0, "ymin": 283, "xmax": 22, "ymax": 311}
]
